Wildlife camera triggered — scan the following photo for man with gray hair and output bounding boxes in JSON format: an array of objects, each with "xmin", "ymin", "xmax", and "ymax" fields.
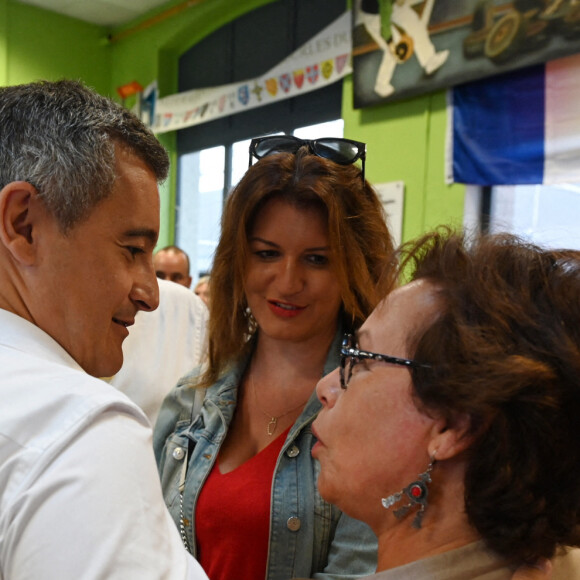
[{"xmin": 0, "ymin": 80, "xmax": 207, "ymax": 579}]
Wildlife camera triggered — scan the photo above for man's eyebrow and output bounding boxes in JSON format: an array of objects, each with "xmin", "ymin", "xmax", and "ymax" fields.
[{"xmin": 123, "ymin": 229, "xmax": 158, "ymax": 244}]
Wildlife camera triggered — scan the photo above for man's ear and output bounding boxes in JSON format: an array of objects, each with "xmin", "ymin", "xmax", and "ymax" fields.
[
  {"xmin": 0, "ymin": 181, "xmax": 41, "ymax": 266},
  {"xmin": 428, "ymin": 413, "xmax": 475, "ymax": 461}
]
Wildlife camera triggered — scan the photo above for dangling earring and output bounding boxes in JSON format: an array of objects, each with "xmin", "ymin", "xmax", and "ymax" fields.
[
  {"xmin": 381, "ymin": 456, "xmax": 435, "ymax": 529},
  {"xmin": 244, "ymin": 306, "xmax": 258, "ymax": 336}
]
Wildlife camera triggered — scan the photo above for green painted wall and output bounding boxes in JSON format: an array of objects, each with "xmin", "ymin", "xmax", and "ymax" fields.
[
  {"xmin": 1, "ymin": 0, "xmax": 110, "ymax": 92},
  {"xmin": 343, "ymin": 78, "xmax": 465, "ymax": 242},
  {"xmin": 0, "ymin": 0, "xmax": 466, "ymax": 246},
  {"xmin": 0, "ymin": 2, "xmax": 7, "ymax": 86}
]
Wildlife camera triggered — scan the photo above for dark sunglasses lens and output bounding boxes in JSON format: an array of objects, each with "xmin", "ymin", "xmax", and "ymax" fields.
[
  {"xmin": 254, "ymin": 136, "xmax": 301, "ymax": 158},
  {"xmin": 314, "ymin": 139, "xmax": 361, "ymax": 164}
]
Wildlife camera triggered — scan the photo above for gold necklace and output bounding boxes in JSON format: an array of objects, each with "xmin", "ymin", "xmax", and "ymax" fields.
[{"xmin": 250, "ymin": 371, "xmax": 311, "ymax": 436}]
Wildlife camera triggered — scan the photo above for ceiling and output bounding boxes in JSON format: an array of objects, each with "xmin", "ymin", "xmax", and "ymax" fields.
[{"xmin": 16, "ymin": 0, "xmax": 173, "ymax": 27}]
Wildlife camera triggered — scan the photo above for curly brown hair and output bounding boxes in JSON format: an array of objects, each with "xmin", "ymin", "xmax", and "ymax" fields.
[
  {"xmin": 199, "ymin": 145, "xmax": 397, "ymax": 388},
  {"xmin": 399, "ymin": 228, "xmax": 580, "ymax": 564}
]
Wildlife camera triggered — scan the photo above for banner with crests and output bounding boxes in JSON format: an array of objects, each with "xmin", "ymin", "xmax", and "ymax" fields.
[{"xmin": 152, "ymin": 11, "xmax": 352, "ymax": 134}]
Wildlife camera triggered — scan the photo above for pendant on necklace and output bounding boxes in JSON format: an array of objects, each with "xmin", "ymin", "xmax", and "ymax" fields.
[{"xmin": 267, "ymin": 417, "xmax": 277, "ymax": 436}]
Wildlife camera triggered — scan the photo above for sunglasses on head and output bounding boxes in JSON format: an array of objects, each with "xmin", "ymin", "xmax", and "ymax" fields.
[{"xmin": 248, "ymin": 135, "xmax": 367, "ymax": 181}]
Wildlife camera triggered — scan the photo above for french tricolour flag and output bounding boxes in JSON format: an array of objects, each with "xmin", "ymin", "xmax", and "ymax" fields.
[{"xmin": 447, "ymin": 53, "xmax": 580, "ymax": 186}]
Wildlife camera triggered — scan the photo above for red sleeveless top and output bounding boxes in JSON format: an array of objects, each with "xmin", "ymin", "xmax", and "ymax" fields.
[{"xmin": 195, "ymin": 427, "xmax": 290, "ymax": 580}]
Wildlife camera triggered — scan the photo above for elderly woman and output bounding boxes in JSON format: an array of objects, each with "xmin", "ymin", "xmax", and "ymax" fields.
[{"xmin": 313, "ymin": 230, "xmax": 580, "ymax": 579}]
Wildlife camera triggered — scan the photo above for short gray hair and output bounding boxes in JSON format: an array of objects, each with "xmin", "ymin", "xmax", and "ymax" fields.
[{"xmin": 0, "ymin": 79, "xmax": 169, "ymax": 231}]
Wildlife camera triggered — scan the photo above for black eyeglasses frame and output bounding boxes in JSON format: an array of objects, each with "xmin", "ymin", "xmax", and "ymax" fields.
[{"xmin": 340, "ymin": 333, "xmax": 431, "ymax": 389}]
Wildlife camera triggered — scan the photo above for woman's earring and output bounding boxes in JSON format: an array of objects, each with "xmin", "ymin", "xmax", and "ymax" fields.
[
  {"xmin": 245, "ymin": 306, "xmax": 258, "ymax": 335},
  {"xmin": 381, "ymin": 456, "xmax": 435, "ymax": 529}
]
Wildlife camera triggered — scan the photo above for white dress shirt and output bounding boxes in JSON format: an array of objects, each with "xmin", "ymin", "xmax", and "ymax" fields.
[
  {"xmin": 0, "ymin": 309, "xmax": 208, "ymax": 579},
  {"xmin": 109, "ymin": 279, "xmax": 208, "ymax": 426}
]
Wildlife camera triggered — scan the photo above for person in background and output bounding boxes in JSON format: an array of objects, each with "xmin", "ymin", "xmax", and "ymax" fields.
[
  {"xmin": 154, "ymin": 135, "xmax": 396, "ymax": 579},
  {"xmin": 154, "ymin": 244, "xmax": 192, "ymax": 288},
  {"xmin": 313, "ymin": 228, "xmax": 580, "ymax": 579},
  {"xmin": 108, "ymin": 278, "xmax": 208, "ymax": 425},
  {"xmin": 0, "ymin": 80, "xmax": 208, "ymax": 580},
  {"xmin": 194, "ymin": 274, "xmax": 211, "ymax": 306}
]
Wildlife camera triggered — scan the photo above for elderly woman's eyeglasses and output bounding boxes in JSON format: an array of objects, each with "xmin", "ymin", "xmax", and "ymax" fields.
[
  {"xmin": 340, "ymin": 334, "xmax": 432, "ymax": 389},
  {"xmin": 249, "ymin": 135, "xmax": 367, "ymax": 181}
]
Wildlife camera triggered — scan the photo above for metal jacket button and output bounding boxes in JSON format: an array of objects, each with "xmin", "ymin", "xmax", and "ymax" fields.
[
  {"xmin": 287, "ymin": 516, "xmax": 301, "ymax": 531},
  {"xmin": 286, "ymin": 445, "xmax": 300, "ymax": 458}
]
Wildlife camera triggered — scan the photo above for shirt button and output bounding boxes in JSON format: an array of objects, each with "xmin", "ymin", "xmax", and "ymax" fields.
[
  {"xmin": 172, "ymin": 447, "xmax": 185, "ymax": 461},
  {"xmin": 287, "ymin": 517, "xmax": 301, "ymax": 532},
  {"xmin": 286, "ymin": 445, "xmax": 300, "ymax": 458}
]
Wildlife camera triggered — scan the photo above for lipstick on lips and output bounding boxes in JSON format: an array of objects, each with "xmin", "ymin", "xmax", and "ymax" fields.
[{"xmin": 267, "ymin": 299, "xmax": 306, "ymax": 318}]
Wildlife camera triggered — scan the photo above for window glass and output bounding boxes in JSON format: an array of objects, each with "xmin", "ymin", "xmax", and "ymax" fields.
[
  {"xmin": 199, "ymin": 147, "xmax": 225, "ymax": 193},
  {"xmin": 176, "ymin": 146, "xmax": 225, "ymax": 278},
  {"xmin": 490, "ymin": 184, "xmax": 580, "ymax": 250},
  {"xmin": 231, "ymin": 138, "xmax": 252, "ymax": 190},
  {"xmin": 293, "ymin": 119, "xmax": 344, "ymax": 139}
]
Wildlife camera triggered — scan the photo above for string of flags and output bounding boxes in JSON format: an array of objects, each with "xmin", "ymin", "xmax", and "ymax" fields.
[{"xmin": 151, "ymin": 11, "xmax": 352, "ymax": 134}]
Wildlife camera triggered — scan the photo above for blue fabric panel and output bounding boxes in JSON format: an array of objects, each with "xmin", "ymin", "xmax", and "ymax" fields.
[{"xmin": 452, "ymin": 64, "xmax": 546, "ymax": 185}]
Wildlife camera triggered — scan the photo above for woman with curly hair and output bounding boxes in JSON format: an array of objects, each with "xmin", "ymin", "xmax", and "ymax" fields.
[{"xmin": 313, "ymin": 229, "xmax": 580, "ymax": 579}]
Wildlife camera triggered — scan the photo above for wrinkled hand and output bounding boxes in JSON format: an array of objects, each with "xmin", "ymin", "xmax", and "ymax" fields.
[{"xmin": 512, "ymin": 559, "xmax": 552, "ymax": 580}]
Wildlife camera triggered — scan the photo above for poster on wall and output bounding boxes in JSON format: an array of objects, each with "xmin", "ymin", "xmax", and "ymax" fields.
[
  {"xmin": 375, "ymin": 180, "xmax": 404, "ymax": 245},
  {"xmin": 353, "ymin": 0, "xmax": 580, "ymax": 109}
]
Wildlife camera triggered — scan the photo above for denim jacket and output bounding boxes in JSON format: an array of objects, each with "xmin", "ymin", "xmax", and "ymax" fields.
[{"xmin": 153, "ymin": 331, "xmax": 378, "ymax": 580}]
